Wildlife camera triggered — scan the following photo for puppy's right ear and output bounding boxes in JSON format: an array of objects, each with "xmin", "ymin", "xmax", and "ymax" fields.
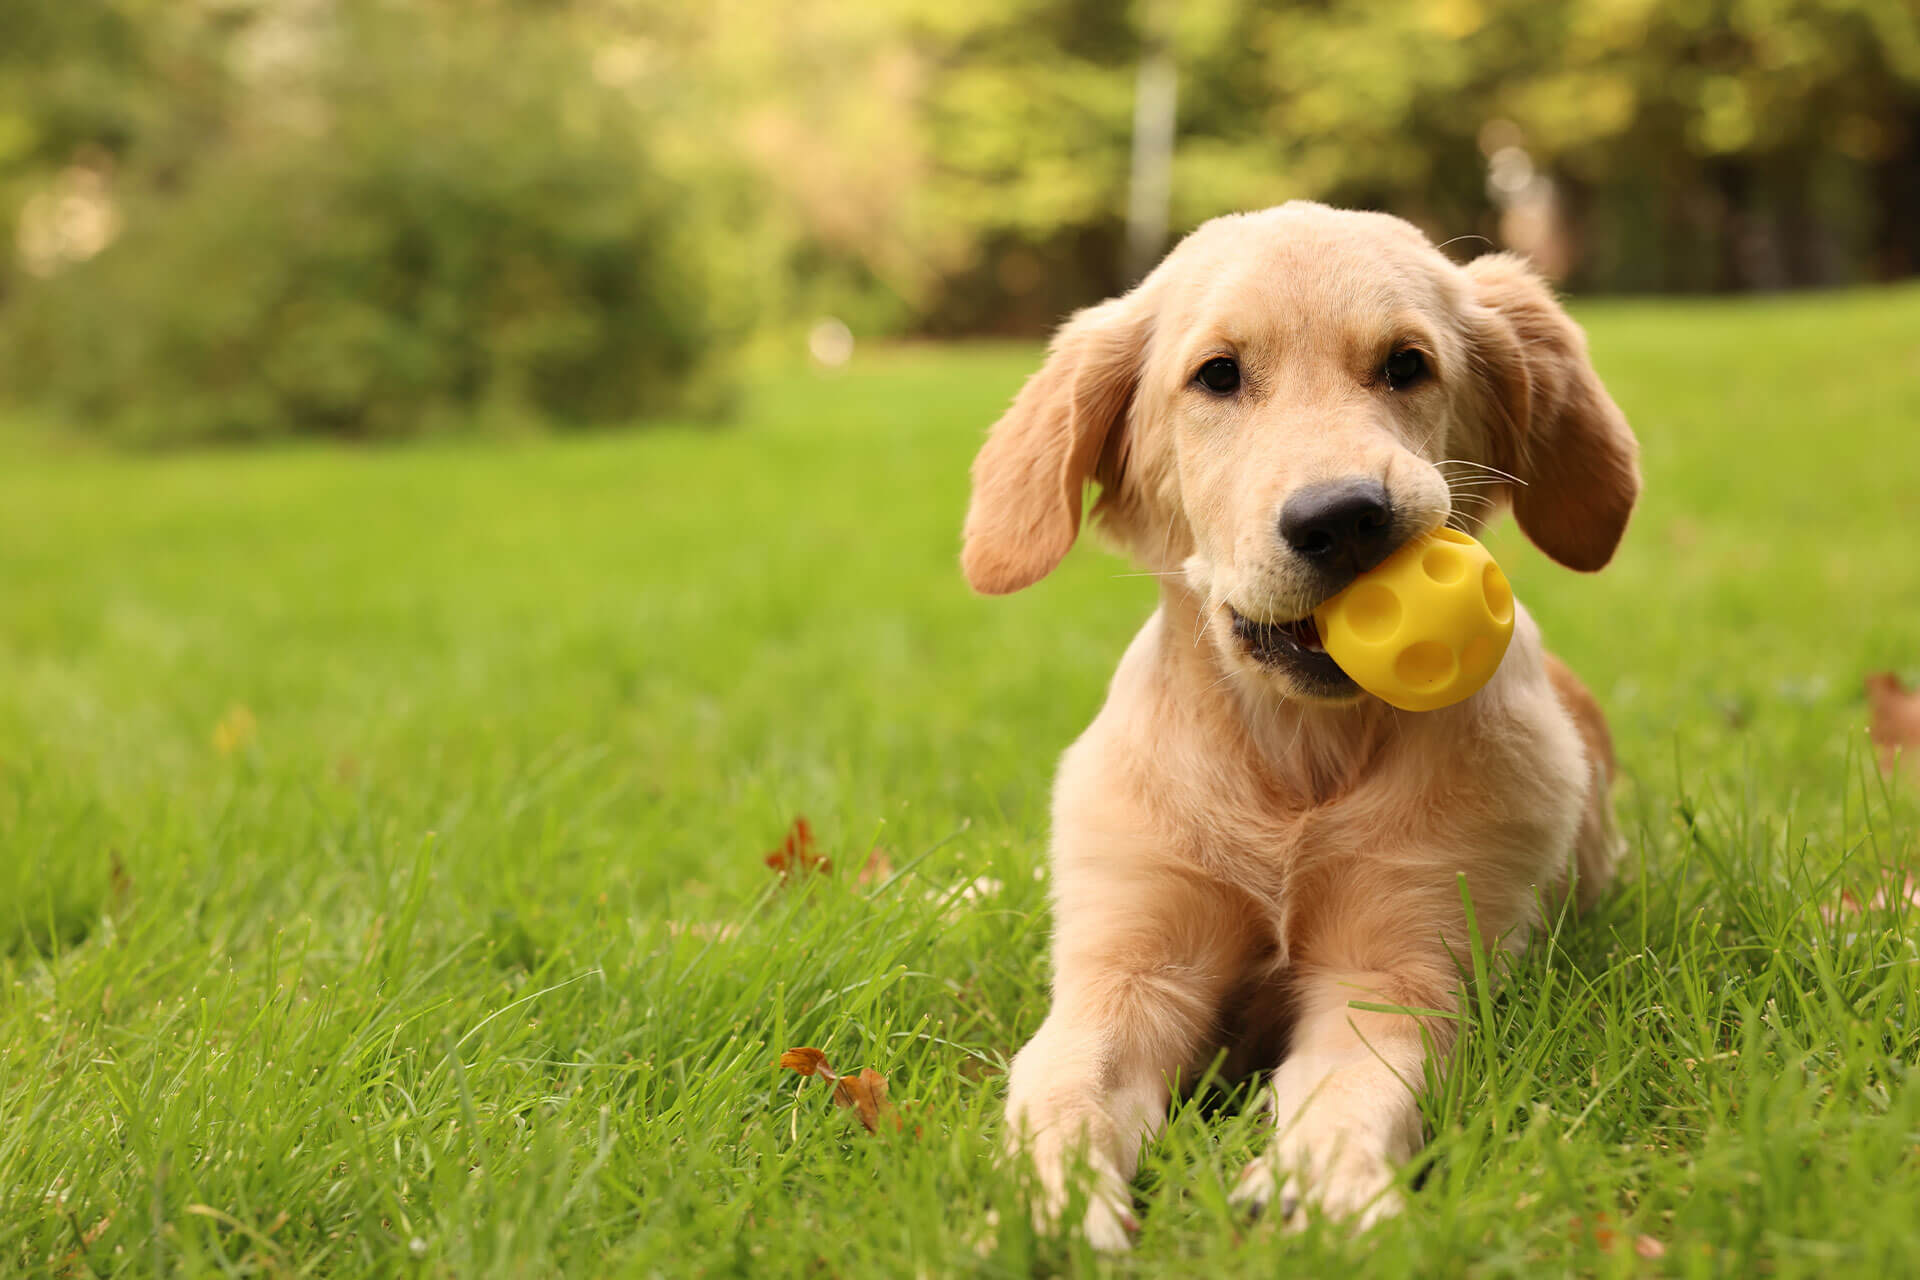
[
  {"xmin": 1466, "ymin": 253, "xmax": 1640, "ymax": 572},
  {"xmin": 961, "ymin": 295, "xmax": 1151, "ymax": 594}
]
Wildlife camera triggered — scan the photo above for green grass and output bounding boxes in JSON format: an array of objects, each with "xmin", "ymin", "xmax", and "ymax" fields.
[{"xmin": 3, "ymin": 285, "xmax": 1919, "ymax": 1277}]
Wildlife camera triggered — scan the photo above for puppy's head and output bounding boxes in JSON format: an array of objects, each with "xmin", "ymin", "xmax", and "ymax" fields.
[{"xmin": 962, "ymin": 202, "xmax": 1639, "ymax": 702}]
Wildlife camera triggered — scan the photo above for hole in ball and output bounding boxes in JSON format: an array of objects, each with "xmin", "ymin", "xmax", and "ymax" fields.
[
  {"xmin": 1482, "ymin": 562, "xmax": 1513, "ymax": 624},
  {"xmin": 1395, "ymin": 640, "xmax": 1458, "ymax": 690}
]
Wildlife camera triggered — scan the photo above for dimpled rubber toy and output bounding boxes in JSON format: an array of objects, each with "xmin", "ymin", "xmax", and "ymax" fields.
[{"xmin": 1312, "ymin": 528, "xmax": 1515, "ymax": 712}]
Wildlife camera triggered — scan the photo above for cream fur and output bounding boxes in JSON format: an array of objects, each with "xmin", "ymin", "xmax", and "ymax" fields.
[{"xmin": 964, "ymin": 204, "xmax": 1639, "ymax": 1248}]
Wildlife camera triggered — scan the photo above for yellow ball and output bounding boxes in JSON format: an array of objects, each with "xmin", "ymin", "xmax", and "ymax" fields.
[{"xmin": 1312, "ymin": 528, "xmax": 1515, "ymax": 712}]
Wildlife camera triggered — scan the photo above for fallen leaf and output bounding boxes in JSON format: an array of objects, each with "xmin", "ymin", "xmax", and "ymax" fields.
[
  {"xmin": 1571, "ymin": 1212, "xmax": 1616, "ymax": 1251},
  {"xmin": 1570, "ymin": 1213, "xmax": 1666, "ymax": 1260},
  {"xmin": 833, "ymin": 1067, "xmax": 899, "ymax": 1133},
  {"xmin": 778, "ymin": 1046, "xmax": 836, "ymax": 1079},
  {"xmin": 857, "ymin": 846, "xmax": 894, "ymax": 886},
  {"xmin": 778, "ymin": 1049, "xmax": 901, "ymax": 1133},
  {"xmin": 764, "ymin": 817, "xmax": 830, "ymax": 880},
  {"xmin": 1866, "ymin": 671, "xmax": 1920, "ymax": 783}
]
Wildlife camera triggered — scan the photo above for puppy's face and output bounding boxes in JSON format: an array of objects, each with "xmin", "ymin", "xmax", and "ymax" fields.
[
  {"xmin": 1138, "ymin": 209, "xmax": 1488, "ymax": 699},
  {"xmin": 962, "ymin": 203, "xmax": 1640, "ymax": 704}
]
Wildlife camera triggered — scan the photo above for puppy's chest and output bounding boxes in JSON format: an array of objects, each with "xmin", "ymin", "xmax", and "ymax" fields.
[{"xmin": 1183, "ymin": 754, "xmax": 1479, "ymax": 910}]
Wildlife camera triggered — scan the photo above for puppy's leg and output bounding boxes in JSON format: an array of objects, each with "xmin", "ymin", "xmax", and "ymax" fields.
[
  {"xmin": 1545, "ymin": 652, "xmax": 1622, "ymax": 910},
  {"xmin": 1231, "ymin": 963, "xmax": 1455, "ymax": 1230},
  {"xmin": 1007, "ymin": 864, "xmax": 1259, "ymax": 1250}
]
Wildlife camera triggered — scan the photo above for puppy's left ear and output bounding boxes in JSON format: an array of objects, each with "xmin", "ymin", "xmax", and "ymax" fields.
[
  {"xmin": 1466, "ymin": 253, "xmax": 1641, "ymax": 572},
  {"xmin": 961, "ymin": 292, "xmax": 1152, "ymax": 594}
]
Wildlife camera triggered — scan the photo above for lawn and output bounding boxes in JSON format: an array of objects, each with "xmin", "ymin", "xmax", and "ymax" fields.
[{"xmin": 3, "ymin": 286, "xmax": 1919, "ymax": 1277}]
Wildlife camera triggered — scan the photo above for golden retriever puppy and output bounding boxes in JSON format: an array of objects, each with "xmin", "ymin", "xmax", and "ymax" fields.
[{"xmin": 963, "ymin": 203, "xmax": 1638, "ymax": 1248}]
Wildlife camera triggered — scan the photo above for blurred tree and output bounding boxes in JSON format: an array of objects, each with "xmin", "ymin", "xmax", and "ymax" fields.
[
  {"xmin": 2, "ymin": 0, "xmax": 1918, "ymax": 443},
  {"xmin": 0, "ymin": 0, "xmax": 759, "ymax": 443}
]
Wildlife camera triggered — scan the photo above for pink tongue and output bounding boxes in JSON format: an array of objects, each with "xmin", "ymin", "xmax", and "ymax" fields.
[{"xmin": 1294, "ymin": 619, "xmax": 1325, "ymax": 651}]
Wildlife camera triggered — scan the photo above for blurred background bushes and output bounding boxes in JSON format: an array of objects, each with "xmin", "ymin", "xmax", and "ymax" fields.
[
  {"xmin": 0, "ymin": 1, "xmax": 761, "ymax": 443},
  {"xmin": 1, "ymin": 0, "xmax": 1917, "ymax": 445}
]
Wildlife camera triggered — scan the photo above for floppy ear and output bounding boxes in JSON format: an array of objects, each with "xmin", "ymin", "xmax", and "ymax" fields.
[
  {"xmin": 1466, "ymin": 253, "xmax": 1641, "ymax": 572},
  {"xmin": 961, "ymin": 294, "xmax": 1151, "ymax": 594}
]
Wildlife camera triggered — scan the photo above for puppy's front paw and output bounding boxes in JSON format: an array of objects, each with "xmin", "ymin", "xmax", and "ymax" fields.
[
  {"xmin": 1077, "ymin": 1191, "xmax": 1140, "ymax": 1253},
  {"xmin": 1231, "ymin": 1139, "xmax": 1402, "ymax": 1232},
  {"xmin": 1013, "ymin": 1129, "xmax": 1140, "ymax": 1252},
  {"xmin": 1228, "ymin": 1150, "xmax": 1300, "ymax": 1222}
]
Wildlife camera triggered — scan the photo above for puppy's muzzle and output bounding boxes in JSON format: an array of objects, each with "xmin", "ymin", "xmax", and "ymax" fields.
[{"xmin": 1278, "ymin": 477, "xmax": 1405, "ymax": 593}]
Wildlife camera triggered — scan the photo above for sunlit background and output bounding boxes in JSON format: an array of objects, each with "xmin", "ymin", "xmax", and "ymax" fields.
[{"xmin": 4, "ymin": 0, "xmax": 1918, "ymax": 443}]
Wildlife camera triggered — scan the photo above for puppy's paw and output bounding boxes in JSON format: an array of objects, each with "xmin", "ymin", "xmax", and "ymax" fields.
[
  {"xmin": 1079, "ymin": 1192, "xmax": 1141, "ymax": 1253},
  {"xmin": 1022, "ymin": 1169, "xmax": 1139, "ymax": 1252},
  {"xmin": 1008, "ymin": 1120, "xmax": 1139, "ymax": 1251},
  {"xmin": 1231, "ymin": 1141, "xmax": 1401, "ymax": 1232},
  {"xmin": 1314, "ymin": 1160, "xmax": 1403, "ymax": 1232},
  {"xmin": 1228, "ymin": 1151, "xmax": 1300, "ymax": 1223}
]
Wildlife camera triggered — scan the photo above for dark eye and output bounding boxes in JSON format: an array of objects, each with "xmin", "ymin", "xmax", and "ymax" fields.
[
  {"xmin": 1194, "ymin": 356, "xmax": 1240, "ymax": 394},
  {"xmin": 1383, "ymin": 348, "xmax": 1428, "ymax": 390}
]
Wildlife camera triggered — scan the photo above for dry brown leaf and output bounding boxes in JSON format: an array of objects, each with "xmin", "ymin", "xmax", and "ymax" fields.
[
  {"xmin": 857, "ymin": 846, "xmax": 894, "ymax": 886},
  {"xmin": 832, "ymin": 1066, "xmax": 899, "ymax": 1133},
  {"xmin": 1571, "ymin": 1213, "xmax": 1665, "ymax": 1260},
  {"xmin": 1571, "ymin": 1212, "xmax": 1617, "ymax": 1251},
  {"xmin": 764, "ymin": 816, "xmax": 831, "ymax": 880},
  {"xmin": 778, "ymin": 1049, "xmax": 900, "ymax": 1133},
  {"xmin": 778, "ymin": 1047, "xmax": 836, "ymax": 1078},
  {"xmin": 1866, "ymin": 671, "xmax": 1920, "ymax": 783}
]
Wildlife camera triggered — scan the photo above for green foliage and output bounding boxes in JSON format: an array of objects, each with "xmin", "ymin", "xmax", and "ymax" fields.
[
  {"xmin": 2, "ymin": 290, "xmax": 1920, "ymax": 1273},
  {"xmin": 3, "ymin": 0, "xmax": 1920, "ymax": 445},
  {"xmin": 0, "ymin": 5, "xmax": 754, "ymax": 444},
  {"xmin": 730, "ymin": 0, "xmax": 1920, "ymax": 320}
]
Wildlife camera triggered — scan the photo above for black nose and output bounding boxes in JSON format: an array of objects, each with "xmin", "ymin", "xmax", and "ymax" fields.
[{"xmin": 1278, "ymin": 478, "xmax": 1397, "ymax": 577}]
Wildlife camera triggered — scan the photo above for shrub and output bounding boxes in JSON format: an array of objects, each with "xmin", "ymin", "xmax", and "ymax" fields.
[{"xmin": 0, "ymin": 11, "xmax": 755, "ymax": 445}]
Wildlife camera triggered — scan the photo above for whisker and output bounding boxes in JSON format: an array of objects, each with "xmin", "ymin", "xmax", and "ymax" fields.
[
  {"xmin": 1410, "ymin": 421, "xmax": 1447, "ymax": 459},
  {"xmin": 1434, "ymin": 459, "xmax": 1527, "ymax": 486},
  {"xmin": 1199, "ymin": 667, "xmax": 1243, "ymax": 699},
  {"xmin": 1193, "ymin": 592, "xmax": 1219, "ymax": 650}
]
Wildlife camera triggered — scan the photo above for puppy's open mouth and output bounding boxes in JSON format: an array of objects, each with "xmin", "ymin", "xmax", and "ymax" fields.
[
  {"xmin": 1228, "ymin": 608, "xmax": 1357, "ymax": 694},
  {"xmin": 1234, "ymin": 612, "xmax": 1325, "ymax": 654}
]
